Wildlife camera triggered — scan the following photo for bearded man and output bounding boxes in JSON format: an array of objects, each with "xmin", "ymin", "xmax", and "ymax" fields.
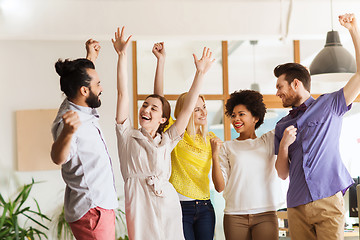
[{"xmin": 51, "ymin": 39, "xmax": 118, "ymax": 240}]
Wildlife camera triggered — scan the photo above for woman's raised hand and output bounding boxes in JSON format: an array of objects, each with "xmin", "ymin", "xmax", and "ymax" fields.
[
  {"xmin": 193, "ymin": 47, "xmax": 215, "ymax": 74},
  {"xmin": 152, "ymin": 42, "xmax": 166, "ymax": 60},
  {"xmin": 112, "ymin": 26, "xmax": 132, "ymax": 55}
]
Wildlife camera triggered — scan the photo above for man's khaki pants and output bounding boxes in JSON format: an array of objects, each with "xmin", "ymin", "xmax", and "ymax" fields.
[{"xmin": 288, "ymin": 191, "xmax": 345, "ymax": 240}]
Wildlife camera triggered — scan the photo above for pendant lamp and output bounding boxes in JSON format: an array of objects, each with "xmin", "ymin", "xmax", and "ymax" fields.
[
  {"xmin": 309, "ymin": 31, "xmax": 356, "ymax": 75},
  {"xmin": 249, "ymin": 40, "xmax": 260, "ymax": 91},
  {"xmin": 309, "ymin": 0, "xmax": 356, "ymax": 75}
]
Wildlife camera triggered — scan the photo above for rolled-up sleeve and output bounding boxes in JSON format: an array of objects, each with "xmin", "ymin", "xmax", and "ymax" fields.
[
  {"xmin": 54, "ymin": 121, "xmax": 77, "ymax": 164},
  {"xmin": 115, "ymin": 118, "xmax": 132, "ymax": 155},
  {"xmin": 330, "ymin": 88, "xmax": 352, "ymax": 116},
  {"xmin": 163, "ymin": 117, "xmax": 184, "ymax": 149},
  {"xmin": 116, "ymin": 118, "xmax": 132, "ymax": 142},
  {"xmin": 274, "ymin": 126, "xmax": 282, "ymax": 156},
  {"xmin": 265, "ymin": 130, "xmax": 275, "ymax": 158},
  {"xmin": 164, "ymin": 124, "xmax": 184, "ymax": 150},
  {"xmin": 218, "ymin": 145, "xmax": 230, "ymax": 185}
]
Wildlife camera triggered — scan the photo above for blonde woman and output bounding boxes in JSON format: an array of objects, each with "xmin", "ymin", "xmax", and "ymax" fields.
[
  {"xmin": 153, "ymin": 42, "xmax": 216, "ymax": 240},
  {"xmin": 113, "ymin": 29, "xmax": 214, "ymax": 240}
]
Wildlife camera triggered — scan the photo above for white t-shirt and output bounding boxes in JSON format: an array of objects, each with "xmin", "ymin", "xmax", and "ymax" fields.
[{"xmin": 219, "ymin": 130, "xmax": 285, "ymax": 215}]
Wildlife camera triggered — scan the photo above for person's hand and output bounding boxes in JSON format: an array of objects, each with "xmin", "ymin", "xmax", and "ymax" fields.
[
  {"xmin": 62, "ymin": 111, "xmax": 81, "ymax": 135},
  {"xmin": 210, "ymin": 137, "xmax": 223, "ymax": 157},
  {"xmin": 339, "ymin": 13, "xmax": 357, "ymax": 31},
  {"xmin": 193, "ymin": 47, "xmax": 215, "ymax": 74},
  {"xmin": 112, "ymin": 26, "xmax": 132, "ymax": 55},
  {"xmin": 85, "ymin": 39, "xmax": 100, "ymax": 62},
  {"xmin": 280, "ymin": 125, "xmax": 297, "ymax": 148},
  {"xmin": 152, "ymin": 42, "xmax": 166, "ymax": 60}
]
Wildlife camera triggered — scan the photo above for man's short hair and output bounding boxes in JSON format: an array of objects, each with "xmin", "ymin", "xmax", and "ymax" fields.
[{"xmin": 274, "ymin": 63, "xmax": 311, "ymax": 92}]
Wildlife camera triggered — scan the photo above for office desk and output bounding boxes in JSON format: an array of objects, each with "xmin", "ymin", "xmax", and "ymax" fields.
[{"xmin": 344, "ymin": 227, "xmax": 358, "ymax": 239}]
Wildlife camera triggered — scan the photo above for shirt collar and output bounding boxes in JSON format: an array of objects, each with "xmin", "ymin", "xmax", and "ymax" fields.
[
  {"xmin": 67, "ymin": 99, "xmax": 99, "ymax": 118},
  {"xmin": 139, "ymin": 127, "xmax": 162, "ymax": 145},
  {"xmin": 292, "ymin": 96, "xmax": 315, "ymax": 110}
]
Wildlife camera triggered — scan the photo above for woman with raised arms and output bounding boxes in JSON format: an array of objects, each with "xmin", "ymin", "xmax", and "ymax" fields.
[
  {"xmin": 152, "ymin": 42, "xmax": 217, "ymax": 240},
  {"xmin": 112, "ymin": 27, "xmax": 214, "ymax": 240}
]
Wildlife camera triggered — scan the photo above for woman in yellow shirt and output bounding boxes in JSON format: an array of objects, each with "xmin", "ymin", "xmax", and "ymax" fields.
[{"xmin": 152, "ymin": 42, "xmax": 216, "ymax": 240}]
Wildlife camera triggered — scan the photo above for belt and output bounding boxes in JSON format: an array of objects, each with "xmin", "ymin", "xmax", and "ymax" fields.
[{"xmin": 127, "ymin": 174, "xmax": 164, "ymax": 197}]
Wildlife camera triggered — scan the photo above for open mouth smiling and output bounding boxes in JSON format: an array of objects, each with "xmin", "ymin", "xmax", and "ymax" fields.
[
  {"xmin": 141, "ymin": 115, "xmax": 151, "ymax": 120},
  {"xmin": 234, "ymin": 123, "xmax": 244, "ymax": 129}
]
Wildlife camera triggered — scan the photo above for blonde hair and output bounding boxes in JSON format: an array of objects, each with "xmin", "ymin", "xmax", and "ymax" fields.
[{"xmin": 174, "ymin": 93, "xmax": 208, "ymax": 141}]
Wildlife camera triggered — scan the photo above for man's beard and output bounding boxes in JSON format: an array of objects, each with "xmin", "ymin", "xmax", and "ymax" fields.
[
  {"xmin": 86, "ymin": 90, "xmax": 101, "ymax": 108},
  {"xmin": 282, "ymin": 91, "xmax": 301, "ymax": 108}
]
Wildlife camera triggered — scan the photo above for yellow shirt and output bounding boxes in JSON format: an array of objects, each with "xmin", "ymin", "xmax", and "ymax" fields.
[{"xmin": 167, "ymin": 118, "xmax": 216, "ymax": 200}]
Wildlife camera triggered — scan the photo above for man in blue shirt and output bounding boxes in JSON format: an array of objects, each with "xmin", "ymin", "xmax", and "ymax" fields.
[{"xmin": 274, "ymin": 13, "xmax": 360, "ymax": 240}]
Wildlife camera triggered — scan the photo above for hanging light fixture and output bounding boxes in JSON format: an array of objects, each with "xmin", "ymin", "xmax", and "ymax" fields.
[
  {"xmin": 249, "ymin": 40, "xmax": 260, "ymax": 92},
  {"xmin": 309, "ymin": 0, "xmax": 356, "ymax": 75}
]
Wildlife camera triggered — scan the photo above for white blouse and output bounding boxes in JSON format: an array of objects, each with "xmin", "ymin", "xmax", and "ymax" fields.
[{"xmin": 219, "ymin": 130, "xmax": 286, "ymax": 215}]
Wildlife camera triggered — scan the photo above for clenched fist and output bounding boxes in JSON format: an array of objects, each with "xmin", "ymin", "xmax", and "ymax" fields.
[{"xmin": 62, "ymin": 110, "xmax": 81, "ymax": 135}]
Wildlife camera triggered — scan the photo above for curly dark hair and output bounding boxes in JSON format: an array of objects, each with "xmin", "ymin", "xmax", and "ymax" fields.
[{"xmin": 225, "ymin": 90, "xmax": 266, "ymax": 129}]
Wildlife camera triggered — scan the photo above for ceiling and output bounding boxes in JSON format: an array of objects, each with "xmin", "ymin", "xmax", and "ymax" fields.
[{"xmin": 1, "ymin": 0, "xmax": 360, "ymax": 41}]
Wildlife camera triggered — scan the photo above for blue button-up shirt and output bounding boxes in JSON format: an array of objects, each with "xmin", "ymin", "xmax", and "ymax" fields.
[{"xmin": 275, "ymin": 88, "xmax": 354, "ymax": 208}]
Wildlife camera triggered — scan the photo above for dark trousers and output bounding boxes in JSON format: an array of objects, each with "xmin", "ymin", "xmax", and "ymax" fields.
[{"xmin": 180, "ymin": 200, "xmax": 216, "ymax": 240}]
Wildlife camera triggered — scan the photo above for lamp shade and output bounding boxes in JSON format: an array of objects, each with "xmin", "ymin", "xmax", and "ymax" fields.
[
  {"xmin": 250, "ymin": 83, "xmax": 260, "ymax": 92},
  {"xmin": 309, "ymin": 31, "xmax": 356, "ymax": 75}
]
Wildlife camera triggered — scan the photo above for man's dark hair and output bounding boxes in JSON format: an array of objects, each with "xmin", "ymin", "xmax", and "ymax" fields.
[
  {"xmin": 274, "ymin": 63, "xmax": 311, "ymax": 92},
  {"xmin": 225, "ymin": 90, "xmax": 266, "ymax": 129},
  {"xmin": 55, "ymin": 58, "xmax": 95, "ymax": 99}
]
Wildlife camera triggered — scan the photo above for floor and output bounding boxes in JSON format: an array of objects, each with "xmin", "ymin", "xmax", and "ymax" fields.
[{"xmin": 280, "ymin": 237, "xmax": 358, "ymax": 240}]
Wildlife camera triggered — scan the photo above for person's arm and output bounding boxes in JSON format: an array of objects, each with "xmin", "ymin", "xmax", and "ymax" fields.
[
  {"xmin": 275, "ymin": 125, "xmax": 296, "ymax": 180},
  {"xmin": 112, "ymin": 27, "xmax": 132, "ymax": 124},
  {"xmin": 50, "ymin": 111, "xmax": 81, "ymax": 165},
  {"xmin": 174, "ymin": 47, "xmax": 215, "ymax": 135},
  {"xmin": 153, "ymin": 42, "xmax": 166, "ymax": 96},
  {"xmin": 85, "ymin": 39, "xmax": 101, "ymax": 63},
  {"xmin": 340, "ymin": 14, "xmax": 360, "ymax": 106},
  {"xmin": 210, "ymin": 137, "xmax": 225, "ymax": 192}
]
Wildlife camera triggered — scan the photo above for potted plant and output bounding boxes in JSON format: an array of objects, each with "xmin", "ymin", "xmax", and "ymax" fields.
[
  {"xmin": 52, "ymin": 205, "xmax": 73, "ymax": 240},
  {"xmin": 115, "ymin": 207, "xmax": 128, "ymax": 240},
  {"xmin": 0, "ymin": 178, "xmax": 51, "ymax": 239}
]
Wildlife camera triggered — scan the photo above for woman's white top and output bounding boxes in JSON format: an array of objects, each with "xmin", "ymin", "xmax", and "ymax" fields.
[{"xmin": 219, "ymin": 130, "xmax": 285, "ymax": 215}]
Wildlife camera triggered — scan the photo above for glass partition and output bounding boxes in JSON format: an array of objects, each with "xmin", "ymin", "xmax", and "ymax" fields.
[
  {"xmin": 228, "ymin": 39, "xmax": 293, "ymax": 94},
  {"xmin": 136, "ymin": 40, "xmax": 223, "ymax": 95}
]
